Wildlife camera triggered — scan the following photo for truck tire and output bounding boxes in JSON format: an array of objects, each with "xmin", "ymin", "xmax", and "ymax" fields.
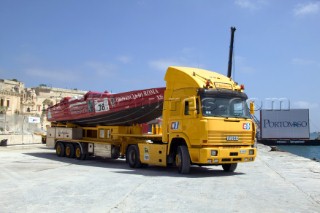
[
  {"xmin": 127, "ymin": 145, "xmax": 142, "ymax": 168},
  {"xmin": 65, "ymin": 143, "xmax": 75, "ymax": 158},
  {"xmin": 75, "ymin": 144, "xmax": 87, "ymax": 160},
  {"xmin": 222, "ymin": 163, "xmax": 237, "ymax": 172},
  {"xmin": 176, "ymin": 146, "xmax": 191, "ymax": 174},
  {"xmin": 56, "ymin": 142, "xmax": 65, "ymax": 157},
  {"xmin": 111, "ymin": 146, "xmax": 120, "ymax": 159}
]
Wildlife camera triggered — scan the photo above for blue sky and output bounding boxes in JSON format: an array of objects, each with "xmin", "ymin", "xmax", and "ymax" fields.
[{"xmin": 0, "ymin": 0, "xmax": 320, "ymax": 131}]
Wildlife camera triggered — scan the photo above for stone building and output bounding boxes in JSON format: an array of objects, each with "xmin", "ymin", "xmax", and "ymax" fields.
[
  {"xmin": 0, "ymin": 79, "xmax": 23, "ymax": 115},
  {"xmin": 0, "ymin": 79, "xmax": 87, "ymax": 133}
]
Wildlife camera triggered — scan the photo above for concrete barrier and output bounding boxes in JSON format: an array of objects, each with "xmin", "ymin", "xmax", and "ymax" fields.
[{"xmin": 0, "ymin": 134, "xmax": 41, "ymax": 145}]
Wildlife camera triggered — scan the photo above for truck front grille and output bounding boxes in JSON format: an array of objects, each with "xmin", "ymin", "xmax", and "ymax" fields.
[
  {"xmin": 222, "ymin": 158, "xmax": 242, "ymax": 162},
  {"xmin": 207, "ymin": 131, "xmax": 252, "ymax": 144}
]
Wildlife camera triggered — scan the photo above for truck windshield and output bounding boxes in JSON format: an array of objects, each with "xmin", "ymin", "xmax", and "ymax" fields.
[{"xmin": 201, "ymin": 96, "xmax": 251, "ymax": 119}]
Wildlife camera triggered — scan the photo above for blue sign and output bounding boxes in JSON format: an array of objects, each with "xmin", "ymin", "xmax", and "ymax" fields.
[{"xmin": 171, "ymin": 121, "xmax": 179, "ymax": 130}]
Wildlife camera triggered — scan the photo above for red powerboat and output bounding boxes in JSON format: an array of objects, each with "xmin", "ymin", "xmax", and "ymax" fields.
[{"xmin": 47, "ymin": 87, "xmax": 165, "ymax": 126}]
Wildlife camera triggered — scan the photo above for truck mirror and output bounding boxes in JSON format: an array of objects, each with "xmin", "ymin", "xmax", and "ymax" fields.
[{"xmin": 250, "ymin": 101, "xmax": 255, "ymax": 115}]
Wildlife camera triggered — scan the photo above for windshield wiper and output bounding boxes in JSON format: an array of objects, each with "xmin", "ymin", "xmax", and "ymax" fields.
[
  {"xmin": 233, "ymin": 115, "xmax": 250, "ymax": 119},
  {"xmin": 224, "ymin": 118, "xmax": 240, "ymax": 122}
]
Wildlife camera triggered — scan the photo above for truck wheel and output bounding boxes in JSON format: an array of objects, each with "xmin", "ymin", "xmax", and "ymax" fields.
[
  {"xmin": 127, "ymin": 145, "xmax": 142, "ymax": 168},
  {"xmin": 56, "ymin": 142, "xmax": 65, "ymax": 157},
  {"xmin": 111, "ymin": 146, "xmax": 120, "ymax": 159},
  {"xmin": 75, "ymin": 144, "xmax": 87, "ymax": 160},
  {"xmin": 175, "ymin": 146, "xmax": 190, "ymax": 174},
  {"xmin": 222, "ymin": 163, "xmax": 237, "ymax": 172},
  {"xmin": 65, "ymin": 143, "xmax": 75, "ymax": 158}
]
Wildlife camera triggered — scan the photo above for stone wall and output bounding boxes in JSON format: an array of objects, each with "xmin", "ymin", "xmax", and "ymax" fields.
[{"xmin": 0, "ymin": 134, "xmax": 42, "ymax": 145}]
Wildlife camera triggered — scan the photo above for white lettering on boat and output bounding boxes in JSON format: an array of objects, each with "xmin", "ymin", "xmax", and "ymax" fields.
[{"xmin": 115, "ymin": 89, "xmax": 160, "ymax": 103}]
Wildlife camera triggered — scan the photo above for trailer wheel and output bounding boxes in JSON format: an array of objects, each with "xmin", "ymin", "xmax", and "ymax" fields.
[
  {"xmin": 222, "ymin": 163, "xmax": 237, "ymax": 172},
  {"xmin": 56, "ymin": 142, "xmax": 65, "ymax": 157},
  {"xmin": 65, "ymin": 143, "xmax": 75, "ymax": 158},
  {"xmin": 75, "ymin": 144, "xmax": 87, "ymax": 160},
  {"xmin": 127, "ymin": 145, "xmax": 142, "ymax": 168},
  {"xmin": 175, "ymin": 146, "xmax": 190, "ymax": 174}
]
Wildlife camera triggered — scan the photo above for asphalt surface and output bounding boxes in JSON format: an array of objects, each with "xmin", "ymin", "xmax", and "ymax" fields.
[{"xmin": 0, "ymin": 143, "xmax": 319, "ymax": 213}]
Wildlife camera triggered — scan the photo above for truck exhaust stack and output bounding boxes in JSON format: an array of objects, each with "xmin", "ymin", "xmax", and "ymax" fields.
[{"xmin": 227, "ymin": 27, "xmax": 236, "ymax": 78}]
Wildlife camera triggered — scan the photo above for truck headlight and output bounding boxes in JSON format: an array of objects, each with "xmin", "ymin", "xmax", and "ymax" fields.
[
  {"xmin": 249, "ymin": 149, "xmax": 255, "ymax": 155},
  {"xmin": 211, "ymin": 150, "xmax": 218, "ymax": 156}
]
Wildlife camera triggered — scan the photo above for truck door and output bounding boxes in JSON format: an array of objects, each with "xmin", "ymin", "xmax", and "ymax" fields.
[{"xmin": 182, "ymin": 97, "xmax": 201, "ymax": 146}]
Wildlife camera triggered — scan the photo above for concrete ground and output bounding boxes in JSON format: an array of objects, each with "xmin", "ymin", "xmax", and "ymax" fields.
[{"xmin": 0, "ymin": 143, "xmax": 319, "ymax": 213}]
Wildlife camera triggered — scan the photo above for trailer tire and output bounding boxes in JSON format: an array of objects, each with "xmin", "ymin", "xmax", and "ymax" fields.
[
  {"xmin": 222, "ymin": 163, "xmax": 237, "ymax": 172},
  {"xmin": 56, "ymin": 142, "xmax": 65, "ymax": 157},
  {"xmin": 65, "ymin": 143, "xmax": 75, "ymax": 158},
  {"xmin": 176, "ymin": 146, "xmax": 190, "ymax": 174},
  {"xmin": 75, "ymin": 144, "xmax": 87, "ymax": 160},
  {"xmin": 127, "ymin": 145, "xmax": 142, "ymax": 168}
]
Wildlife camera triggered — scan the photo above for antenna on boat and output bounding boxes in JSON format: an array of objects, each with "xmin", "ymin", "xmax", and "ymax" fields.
[{"xmin": 227, "ymin": 27, "xmax": 236, "ymax": 79}]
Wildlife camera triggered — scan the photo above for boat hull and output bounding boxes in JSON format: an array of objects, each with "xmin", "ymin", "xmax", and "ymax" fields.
[{"xmin": 47, "ymin": 87, "xmax": 165, "ymax": 126}]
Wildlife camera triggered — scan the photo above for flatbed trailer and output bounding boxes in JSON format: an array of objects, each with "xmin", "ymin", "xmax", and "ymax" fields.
[{"xmin": 47, "ymin": 121, "xmax": 256, "ymax": 173}]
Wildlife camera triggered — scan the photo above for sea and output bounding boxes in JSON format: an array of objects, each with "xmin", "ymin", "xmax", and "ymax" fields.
[{"xmin": 277, "ymin": 145, "xmax": 320, "ymax": 162}]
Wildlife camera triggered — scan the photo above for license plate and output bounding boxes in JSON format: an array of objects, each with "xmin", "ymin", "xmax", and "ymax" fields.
[{"xmin": 240, "ymin": 150, "xmax": 246, "ymax": 154}]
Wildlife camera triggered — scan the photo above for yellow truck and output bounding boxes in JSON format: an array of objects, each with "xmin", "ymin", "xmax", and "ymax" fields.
[
  {"xmin": 47, "ymin": 65, "xmax": 256, "ymax": 174},
  {"xmin": 46, "ymin": 27, "xmax": 256, "ymax": 174}
]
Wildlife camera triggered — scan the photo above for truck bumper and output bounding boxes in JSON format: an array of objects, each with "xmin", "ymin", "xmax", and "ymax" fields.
[{"xmin": 189, "ymin": 147, "xmax": 256, "ymax": 165}]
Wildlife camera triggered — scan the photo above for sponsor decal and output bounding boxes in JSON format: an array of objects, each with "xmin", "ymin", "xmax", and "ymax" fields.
[
  {"xmin": 171, "ymin": 121, "xmax": 179, "ymax": 130},
  {"xmin": 115, "ymin": 89, "xmax": 161, "ymax": 103},
  {"xmin": 243, "ymin": 122, "xmax": 251, "ymax": 130},
  {"xmin": 87, "ymin": 100, "xmax": 94, "ymax": 112}
]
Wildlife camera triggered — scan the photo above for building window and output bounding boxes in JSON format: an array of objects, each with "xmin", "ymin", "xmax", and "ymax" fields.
[
  {"xmin": 6, "ymin": 100, "xmax": 10, "ymax": 107},
  {"xmin": 0, "ymin": 99, "xmax": 3, "ymax": 107}
]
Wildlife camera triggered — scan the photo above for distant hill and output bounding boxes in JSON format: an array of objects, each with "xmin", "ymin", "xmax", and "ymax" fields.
[{"xmin": 310, "ymin": 132, "xmax": 319, "ymax": 139}]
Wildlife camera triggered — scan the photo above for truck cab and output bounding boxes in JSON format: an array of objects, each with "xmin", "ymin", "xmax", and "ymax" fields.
[{"xmin": 162, "ymin": 66, "xmax": 256, "ymax": 173}]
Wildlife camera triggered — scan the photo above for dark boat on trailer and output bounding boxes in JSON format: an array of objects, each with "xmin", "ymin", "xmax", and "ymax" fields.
[{"xmin": 47, "ymin": 87, "xmax": 165, "ymax": 126}]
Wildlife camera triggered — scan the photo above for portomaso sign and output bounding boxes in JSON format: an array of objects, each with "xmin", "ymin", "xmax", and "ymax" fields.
[{"xmin": 260, "ymin": 109, "xmax": 310, "ymax": 139}]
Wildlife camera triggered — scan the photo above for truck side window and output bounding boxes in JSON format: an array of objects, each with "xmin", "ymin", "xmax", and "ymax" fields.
[{"xmin": 184, "ymin": 101, "xmax": 189, "ymax": 115}]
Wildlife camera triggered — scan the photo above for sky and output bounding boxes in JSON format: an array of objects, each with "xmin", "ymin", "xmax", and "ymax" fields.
[{"xmin": 0, "ymin": 0, "xmax": 320, "ymax": 131}]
